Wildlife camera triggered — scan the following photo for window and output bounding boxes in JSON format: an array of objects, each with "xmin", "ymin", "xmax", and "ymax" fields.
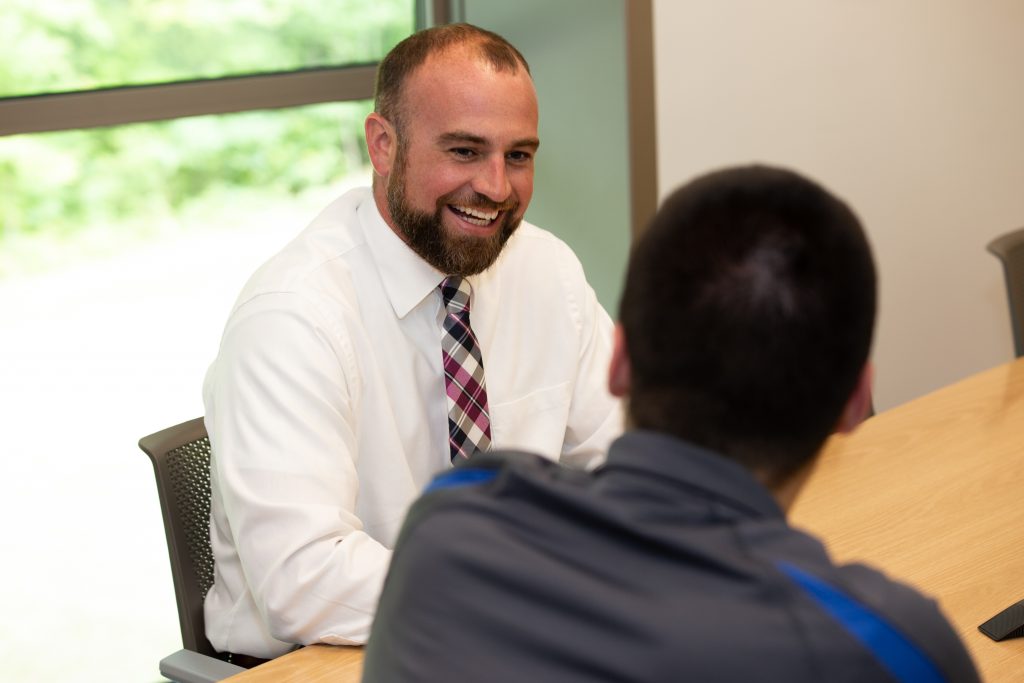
[
  {"xmin": 0, "ymin": 102, "xmax": 374, "ymax": 276},
  {"xmin": 0, "ymin": 0, "xmax": 408, "ymax": 97},
  {"xmin": 0, "ymin": 2, "xmax": 415, "ymax": 680}
]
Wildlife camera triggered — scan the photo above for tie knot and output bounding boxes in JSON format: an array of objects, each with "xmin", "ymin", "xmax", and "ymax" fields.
[{"xmin": 440, "ymin": 276, "xmax": 472, "ymax": 315}]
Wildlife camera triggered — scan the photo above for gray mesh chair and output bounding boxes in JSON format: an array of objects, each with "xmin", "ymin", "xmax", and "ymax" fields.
[
  {"xmin": 987, "ymin": 227, "xmax": 1024, "ymax": 358},
  {"xmin": 139, "ymin": 417, "xmax": 245, "ymax": 683}
]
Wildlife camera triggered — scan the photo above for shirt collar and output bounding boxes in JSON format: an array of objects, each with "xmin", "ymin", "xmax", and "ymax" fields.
[
  {"xmin": 601, "ymin": 430, "xmax": 786, "ymax": 520},
  {"xmin": 359, "ymin": 194, "xmax": 445, "ymax": 319}
]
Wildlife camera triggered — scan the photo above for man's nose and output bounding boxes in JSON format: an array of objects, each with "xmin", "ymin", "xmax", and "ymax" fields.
[{"xmin": 472, "ymin": 157, "xmax": 512, "ymax": 203}]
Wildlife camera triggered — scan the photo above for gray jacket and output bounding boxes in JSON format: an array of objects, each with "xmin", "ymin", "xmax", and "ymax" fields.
[{"xmin": 363, "ymin": 431, "xmax": 979, "ymax": 683}]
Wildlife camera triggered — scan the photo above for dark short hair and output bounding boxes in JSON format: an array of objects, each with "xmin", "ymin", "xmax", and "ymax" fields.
[
  {"xmin": 619, "ymin": 165, "xmax": 876, "ymax": 481},
  {"xmin": 374, "ymin": 23, "xmax": 530, "ymax": 132}
]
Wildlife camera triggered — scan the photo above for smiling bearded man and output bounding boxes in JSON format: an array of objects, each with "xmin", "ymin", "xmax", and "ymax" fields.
[
  {"xmin": 371, "ymin": 34, "xmax": 539, "ymax": 277},
  {"xmin": 201, "ymin": 22, "xmax": 623, "ymax": 664}
]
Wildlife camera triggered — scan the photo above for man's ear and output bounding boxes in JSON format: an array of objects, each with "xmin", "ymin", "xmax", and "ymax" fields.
[
  {"xmin": 608, "ymin": 324, "xmax": 631, "ymax": 398},
  {"xmin": 836, "ymin": 361, "xmax": 874, "ymax": 434},
  {"xmin": 365, "ymin": 112, "xmax": 397, "ymax": 178}
]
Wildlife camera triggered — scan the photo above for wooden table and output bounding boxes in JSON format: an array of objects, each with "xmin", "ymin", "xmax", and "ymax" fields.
[
  {"xmin": 791, "ymin": 358, "xmax": 1024, "ymax": 681},
  {"xmin": 225, "ymin": 644, "xmax": 363, "ymax": 682},
  {"xmin": 230, "ymin": 359, "xmax": 1024, "ymax": 681}
]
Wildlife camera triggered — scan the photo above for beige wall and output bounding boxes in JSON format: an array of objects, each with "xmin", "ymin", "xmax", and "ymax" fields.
[{"xmin": 652, "ymin": 0, "xmax": 1024, "ymax": 410}]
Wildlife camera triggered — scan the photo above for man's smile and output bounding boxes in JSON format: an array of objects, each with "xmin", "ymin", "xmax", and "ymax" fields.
[{"xmin": 448, "ymin": 204, "xmax": 501, "ymax": 227}]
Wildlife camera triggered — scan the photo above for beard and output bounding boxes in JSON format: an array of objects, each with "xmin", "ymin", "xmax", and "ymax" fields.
[{"xmin": 385, "ymin": 153, "xmax": 523, "ymax": 277}]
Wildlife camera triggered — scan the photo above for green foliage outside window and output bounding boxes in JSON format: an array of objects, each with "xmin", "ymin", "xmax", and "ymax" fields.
[{"xmin": 0, "ymin": 0, "xmax": 412, "ymax": 278}]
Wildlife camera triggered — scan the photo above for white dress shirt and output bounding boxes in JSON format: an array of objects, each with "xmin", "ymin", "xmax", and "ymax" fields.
[{"xmin": 202, "ymin": 187, "xmax": 623, "ymax": 658}]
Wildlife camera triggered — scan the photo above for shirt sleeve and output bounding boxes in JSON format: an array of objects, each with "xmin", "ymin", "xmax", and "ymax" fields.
[{"xmin": 205, "ymin": 291, "xmax": 390, "ymax": 646}]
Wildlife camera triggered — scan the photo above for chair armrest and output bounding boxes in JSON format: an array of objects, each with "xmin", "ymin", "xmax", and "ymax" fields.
[{"xmin": 159, "ymin": 649, "xmax": 246, "ymax": 683}]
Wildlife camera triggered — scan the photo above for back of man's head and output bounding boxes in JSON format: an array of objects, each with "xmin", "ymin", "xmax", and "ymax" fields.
[{"xmin": 619, "ymin": 165, "xmax": 876, "ymax": 482}]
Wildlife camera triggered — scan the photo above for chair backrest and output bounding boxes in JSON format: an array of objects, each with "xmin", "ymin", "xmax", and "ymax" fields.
[
  {"xmin": 139, "ymin": 417, "xmax": 219, "ymax": 658},
  {"xmin": 987, "ymin": 227, "xmax": 1024, "ymax": 358}
]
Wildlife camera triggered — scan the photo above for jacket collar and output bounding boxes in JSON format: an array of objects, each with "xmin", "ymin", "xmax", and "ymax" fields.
[{"xmin": 601, "ymin": 430, "xmax": 786, "ymax": 521}]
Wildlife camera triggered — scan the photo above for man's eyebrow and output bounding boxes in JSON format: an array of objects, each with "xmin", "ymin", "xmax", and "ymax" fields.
[
  {"xmin": 513, "ymin": 137, "xmax": 541, "ymax": 151},
  {"xmin": 437, "ymin": 131, "xmax": 540, "ymax": 150},
  {"xmin": 438, "ymin": 131, "xmax": 488, "ymax": 146}
]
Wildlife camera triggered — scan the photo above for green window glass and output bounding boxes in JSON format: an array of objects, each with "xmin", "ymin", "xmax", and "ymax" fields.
[
  {"xmin": 0, "ymin": 101, "xmax": 373, "ymax": 277},
  {"xmin": 0, "ymin": 0, "xmax": 412, "ymax": 97}
]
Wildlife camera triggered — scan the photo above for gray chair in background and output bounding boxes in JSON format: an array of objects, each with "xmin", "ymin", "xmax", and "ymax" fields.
[
  {"xmin": 987, "ymin": 227, "xmax": 1024, "ymax": 358},
  {"xmin": 139, "ymin": 417, "xmax": 245, "ymax": 683}
]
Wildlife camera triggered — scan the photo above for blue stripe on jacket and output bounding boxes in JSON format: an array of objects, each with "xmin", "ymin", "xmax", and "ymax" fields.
[
  {"xmin": 424, "ymin": 468, "xmax": 499, "ymax": 494},
  {"xmin": 777, "ymin": 561, "xmax": 946, "ymax": 683}
]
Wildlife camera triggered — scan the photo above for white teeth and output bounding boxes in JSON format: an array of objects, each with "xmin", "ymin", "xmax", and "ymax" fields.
[{"xmin": 453, "ymin": 205, "xmax": 499, "ymax": 221}]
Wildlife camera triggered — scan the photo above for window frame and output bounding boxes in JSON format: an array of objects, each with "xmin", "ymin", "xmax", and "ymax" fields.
[{"xmin": 0, "ymin": 0, "xmax": 454, "ymax": 137}]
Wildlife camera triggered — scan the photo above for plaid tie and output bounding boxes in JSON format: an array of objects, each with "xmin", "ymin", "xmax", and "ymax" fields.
[{"xmin": 440, "ymin": 276, "xmax": 492, "ymax": 461}]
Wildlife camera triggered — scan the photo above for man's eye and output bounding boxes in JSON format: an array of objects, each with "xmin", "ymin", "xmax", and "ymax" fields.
[
  {"xmin": 451, "ymin": 148, "xmax": 476, "ymax": 159},
  {"xmin": 507, "ymin": 151, "xmax": 533, "ymax": 163}
]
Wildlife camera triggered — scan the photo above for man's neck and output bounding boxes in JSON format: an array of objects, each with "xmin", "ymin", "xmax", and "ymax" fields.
[{"xmin": 756, "ymin": 460, "xmax": 817, "ymax": 514}]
